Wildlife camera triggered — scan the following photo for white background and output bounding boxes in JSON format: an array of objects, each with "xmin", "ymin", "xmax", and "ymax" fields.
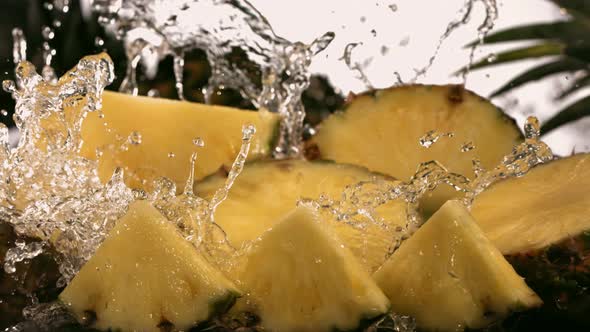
[{"xmin": 249, "ymin": 0, "xmax": 587, "ymax": 155}]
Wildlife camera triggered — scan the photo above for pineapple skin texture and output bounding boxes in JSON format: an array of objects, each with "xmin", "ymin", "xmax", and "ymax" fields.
[
  {"xmin": 232, "ymin": 206, "xmax": 390, "ymax": 332},
  {"xmin": 59, "ymin": 201, "xmax": 240, "ymax": 332},
  {"xmin": 373, "ymin": 201, "xmax": 541, "ymax": 331}
]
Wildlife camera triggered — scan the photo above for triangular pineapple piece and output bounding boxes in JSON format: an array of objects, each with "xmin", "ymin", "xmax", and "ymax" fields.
[
  {"xmin": 196, "ymin": 160, "xmax": 409, "ymax": 273},
  {"xmin": 373, "ymin": 200, "xmax": 541, "ymax": 331},
  {"xmin": 233, "ymin": 206, "xmax": 390, "ymax": 332},
  {"xmin": 59, "ymin": 201, "xmax": 240, "ymax": 332}
]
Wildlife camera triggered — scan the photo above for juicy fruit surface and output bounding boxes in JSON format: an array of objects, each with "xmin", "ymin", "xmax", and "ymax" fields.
[
  {"xmin": 195, "ymin": 159, "xmax": 409, "ymax": 272},
  {"xmin": 233, "ymin": 206, "xmax": 390, "ymax": 332},
  {"xmin": 472, "ymin": 153, "xmax": 590, "ymax": 254},
  {"xmin": 79, "ymin": 91, "xmax": 279, "ymax": 190},
  {"xmin": 373, "ymin": 200, "xmax": 541, "ymax": 331},
  {"xmin": 59, "ymin": 201, "xmax": 240, "ymax": 332},
  {"xmin": 312, "ymin": 85, "xmax": 521, "ymax": 215}
]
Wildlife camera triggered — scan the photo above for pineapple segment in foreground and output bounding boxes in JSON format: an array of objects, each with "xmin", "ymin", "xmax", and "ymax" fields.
[
  {"xmin": 78, "ymin": 91, "xmax": 279, "ymax": 190},
  {"xmin": 472, "ymin": 153, "xmax": 590, "ymax": 254},
  {"xmin": 195, "ymin": 160, "xmax": 409, "ymax": 272},
  {"xmin": 59, "ymin": 201, "xmax": 240, "ymax": 332},
  {"xmin": 373, "ymin": 200, "xmax": 541, "ymax": 331},
  {"xmin": 312, "ymin": 85, "xmax": 521, "ymax": 215},
  {"xmin": 233, "ymin": 206, "xmax": 390, "ymax": 332}
]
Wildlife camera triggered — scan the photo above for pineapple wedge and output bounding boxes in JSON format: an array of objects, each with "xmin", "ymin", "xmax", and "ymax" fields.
[
  {"xmin": 472, "ymin": 153, "xmax": 590, "ymax": 254},
  {"xmin": 195, "ymin": 160, "xmax": 409, "ymax": 272},
  {"xmin": 232, "ymin": 206, "xmax": 390, "ymax": 332},
  {"xmin": 59, "ymin": 201, "xmax": 240, "ymax": 332},
  {"xmin": 75, "ymin": 91, "xmax": 278, "ymax": 190},
  {"xmin": 312, "ymin": 85, "xmax": 521, "ymax": 216},
  {"xmin": 373, "ymin": 200, "xmax": 541, "ymax": 331}
]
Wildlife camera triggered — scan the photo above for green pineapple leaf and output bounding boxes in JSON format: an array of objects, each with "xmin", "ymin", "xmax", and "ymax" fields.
[
  {"xmin": 490, "ymin": 58, "xmax": 586, "ymax": 97},
  {"xmin": 557, "ymin": 74, "xmax": 590, "ymax": 100},
  {"xmin": 541, "ymin": 95, "xmax": 590, "ymax": 134},
  {"xmin": 463, "ymin": 0, "xmax": 590, "ymax": 134},
  {"xmin": 466, "ymin": 22, "xmax": 587, "ymax": 46},
  {"xmin": 456, "ymin": 42, "xmax": 564, "ymax": 75}
]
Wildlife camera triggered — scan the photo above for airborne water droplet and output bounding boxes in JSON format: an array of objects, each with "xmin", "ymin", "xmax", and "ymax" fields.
[
  {"xmin": 461, "ymin": 141, "xmax": 475, "ymax": 152},
  {"xmin": 193, "ymin": 137, "xmax": 205, "ymax": 147},
  {"xmin": 128, "ymin": 131, "xmax": 142, "ymax": 145}
]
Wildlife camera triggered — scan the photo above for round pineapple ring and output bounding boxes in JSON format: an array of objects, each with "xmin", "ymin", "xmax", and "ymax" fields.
[
  {"xmin": 195, "ymin": 159, "xmax": 410, "ymax": 273},
  {"xmin": 311, "ymin": 84, "xmax": 522, "ymax": 216}
]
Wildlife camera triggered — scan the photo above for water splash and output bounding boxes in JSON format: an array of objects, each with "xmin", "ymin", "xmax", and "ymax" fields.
[
  {"xmin": 92, "ymin": 0, "xmax": 334, "ymax": 158},
  {"xmin": 12, "ymin": 28, "xmax": 27, "ymax": 65},
  {"xmin": 340, "ymin": 42, "xmax": 373, "ymax": 89},
  {"xmin": 419, "ymin": 130, "xmax": 454, "ymax": 148},
  {"xmin": 0, "ymin": 52, "xmax": 258, "ymax": 288},
  {"xmin": 304, "ymin": 116, "xmax": 552, "ymax": 260}
]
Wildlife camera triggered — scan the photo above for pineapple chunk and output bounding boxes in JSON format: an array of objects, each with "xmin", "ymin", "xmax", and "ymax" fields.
[
  {"xmin": 312, "ymin": 85, "xmax": 521, "ymax": 216},
  {"xmin": 373, "ymin": 200, "xmax": 541, "ymax": 331},
  {"xmin": 195, "ymin": 160, "xmax": 409, "ymax": 272},
  {"xmin": 232, "ymin": 206, "xmax": 390, "ymax": 332},
  {"xmin": 59, "ymin": 201, "xmax": 240, "ymax": 332},
  {"xmin": 78, "ymin": 91, "xmax": 279, "ymax": 190},
  {"xmin": 472, "ymin": 153, "xmax": 590, "ymax": 254}
]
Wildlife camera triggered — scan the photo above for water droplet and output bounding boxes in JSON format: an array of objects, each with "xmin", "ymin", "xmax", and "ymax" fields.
[
  {"xmin": 399, "ymin": 36, "xmax": 410, "ymax": 47},
  {"xmin": 147, "ymin": 89, "xmax": 159, "ymax": 97},
  {"xmin": 371, "ymin": 29, "xmax": 377, "ymax": 37},
  {"xmin": 461, "ymin": 142, "xmax": 475, "ymax": 152},
  {"xmin": 486, "ymin": 53, "xmax": 497, "ymax": 63},
  {"xmin": 168, "ymin": 152, "xmax": 176, "ymax": 158},
  {"xmin": 95, "ymin": 37, "xmax": 105, "ymax": 47},
  {"xmin": 1, "ymin": 109, "xmax": 8, "ymax": 116},
  {"xmin": 419, "ymin": 130, "xmax": 453, "ymax": 148},
  {"xmin": 42, "ymin": 26, "xmax": 55, "ymax": 40},
  {"xmin": 128, "ymin": 131, "xmax": 142, "ymax": 145},
  {"xmin": 389, "ymin": 3, "xmax": 398, "ymax": 12},
  {"xmin": 193, "ymin": 137, "xmax": 205, "ymax": 147}
]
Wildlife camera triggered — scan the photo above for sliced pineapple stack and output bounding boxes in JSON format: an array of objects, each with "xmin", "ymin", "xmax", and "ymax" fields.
[
  {"xmin": 311, "ymin": 85, "xmax": 522, "ymax": 215},
  {"xmin": 373, "ymin": 200, "xmax": 541, "ymax": 331},
  {"xmin": 59, "ymin": 201, "xmax": 240, "ymax": 332},
  {"xmin": 232, "ymin": 206, "xmax": 390, "ymax": 332}
]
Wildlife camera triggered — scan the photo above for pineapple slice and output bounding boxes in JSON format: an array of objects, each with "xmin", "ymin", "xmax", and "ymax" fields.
[
  {"xmin": 373, "ymin": 200, "xmax": 541, "ymax": 331},
  {"xmin": 59, "ymin": 201, "xmax": 240, "ymax": 332},
  {"xmin": 311, "ymin": 85, "xmax": 521, "ymax": 215},
  {"xmin": 195, "ymin": 160, "xmax": 409, "ymax": 272},
  {"xmin": 233, "ymin": 206, "xmax": 390, "ymax": 332},
  {"xmin": 472, "ymin": 153, "xmax": 590, "ymax": 254},
  {"xmin": 78, "ymin": 91, "xmax": 278, "ymax": 190}
]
